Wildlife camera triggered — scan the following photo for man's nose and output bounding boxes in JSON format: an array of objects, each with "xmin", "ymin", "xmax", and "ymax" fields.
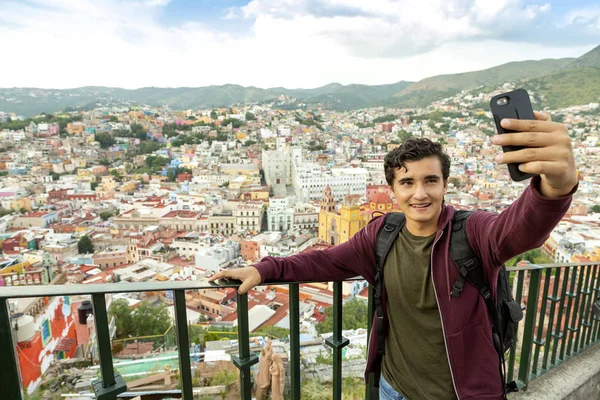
[{"xmin": 413, "ymin": 184, "xmax": 427, "ymax": 198}]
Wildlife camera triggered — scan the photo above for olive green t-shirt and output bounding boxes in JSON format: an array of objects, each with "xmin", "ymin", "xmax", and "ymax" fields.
[{"xmin": 381, "ymin": 225, "xmax": 457, "ymax": 400}]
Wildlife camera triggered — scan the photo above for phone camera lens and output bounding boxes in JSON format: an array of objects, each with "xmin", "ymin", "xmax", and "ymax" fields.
[{"xmin": 497, "ymin": 97, "xmax": 509, "ymax": 106}]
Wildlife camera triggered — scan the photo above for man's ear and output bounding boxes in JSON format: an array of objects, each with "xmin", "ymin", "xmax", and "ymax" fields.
[{"xmin": 444, "ymin": 179, "xmax": 449, "ymax": 194}]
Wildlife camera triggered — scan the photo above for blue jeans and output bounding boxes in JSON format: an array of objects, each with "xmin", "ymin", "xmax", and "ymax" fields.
[{"xmin": 380, "ymin": 374, "xmax": 407, "ymax": 400}]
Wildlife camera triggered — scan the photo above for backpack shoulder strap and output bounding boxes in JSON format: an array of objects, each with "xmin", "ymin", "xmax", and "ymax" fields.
[
  {"xmin": 373, "ymin": 212, "xmax": 405, "ymax": 373},
  {"xmin": 375, "ymin": 212, "xmax": 406, "ymax": 273},
  {"xmin": 450, "ymin": 210, "xmax": 501, "ymax": 346},
  {"xmin": 449, "ymin": 210, "xmax": 488, "ymax": 298}
]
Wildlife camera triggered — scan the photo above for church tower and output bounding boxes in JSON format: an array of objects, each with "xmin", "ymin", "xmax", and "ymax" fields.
[{"xmin": 320, "ymin": 186, "xmax": 335, "ymax": 213}]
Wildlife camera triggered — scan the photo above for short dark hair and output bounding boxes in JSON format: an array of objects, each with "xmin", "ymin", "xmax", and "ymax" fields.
[{"xmin": 384, "ymin": 138, "xmax": 451, "ymax": 186}]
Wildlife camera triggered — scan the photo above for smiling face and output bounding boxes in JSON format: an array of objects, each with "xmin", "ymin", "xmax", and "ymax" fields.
[{"xmin": 391, "ymin": 155, "xmax": 448, "ymax": 236}]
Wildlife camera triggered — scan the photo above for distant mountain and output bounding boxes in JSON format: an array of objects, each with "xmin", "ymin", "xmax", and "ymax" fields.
[
  {"xmin": 0, "ymin": 81, "xmax": 413, "ymax": 116},
  {"xmin": 0, "ymin": 45, "xmax": 598, "ymax": 116},
  {"xmin": 564, "ymin": 44, "xmax": 600, "ymax": 69},
  {"xmin": 390, "ymin": 58, "xmax": 575, "ymax": 108},
  {"xmin": 525, "ymin": 45, "xmax": 600, "ymax": 109}
]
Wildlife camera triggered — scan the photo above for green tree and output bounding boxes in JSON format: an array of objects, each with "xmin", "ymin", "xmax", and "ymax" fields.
[
  {"xmin": 316, "ymin": 297, "xmax": 368, "ymax": 335},
  {"xmin": 139, "ymin": 141, "xmax": 162, "ymax": 155},
  {"xmin": 109, "ymin": 115, "xmax": 119, "ymax": 122},
  {"xmin": 132, "ymin": 302, "xmax": 171, "ymax": 336},
  {"xmin": 108, "ymin": 298, "xmax": 134, "ymax": 338},
  {"xmin": 506, "ymin": 248, "xmax": 552, "ymax": 266},
  {"xmin": 254, "ymin": 325, "xmax": 289, "ymax": 339},
  {"xmin": 99, "ymin": 159, "xmax": 111, "ymax": 167},
  {"xmin": 203, "ymin": 332, "xmax": 222, "ymax": 345},
  {"xmin": 19, "ymin": 207, "xmax": 28, "ymax": 214},
  {"xmin": 245, "ymin": 112, "xmax": 256, "ymax": 121},
  {"xmin": 0, "ymin": 208, "xmax": 14, "ymax": 217},
  {"xmin": 99, "ymin": 211, "xmax": 114, "ymax": 221},
  {"xmin": 373, "ymin": 114, "xmax": 398, "ymax": 123},
  {"xmin": 449, "ymin": 177, "xmax": 462, "ymax": 189},
  {"xmin": 221, "ymin": 118, "xmax": 243, "ymax": 129},
  {"xmin": 398, "ymin": 129, "xmax": 412, "ymax": 142},
  {"xmin": 77, "ymin": 235, "xmax": 95, "ymax": 254},
  {"xmin": 95, "ymin": 132, "xmax": 116, "ymax": 149},
  {"xmin": 591, "ymin": 204, "xmax": 600, "ymax": 213},
  {"xmin": 210, "ymin": 110, "xmax": 218, "ymax": 119}
]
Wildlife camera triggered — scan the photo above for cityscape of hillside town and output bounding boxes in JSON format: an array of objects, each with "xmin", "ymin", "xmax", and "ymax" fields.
[{"xmin": 1, "ymin": 71, "xmax": 600, "ymax": 400}]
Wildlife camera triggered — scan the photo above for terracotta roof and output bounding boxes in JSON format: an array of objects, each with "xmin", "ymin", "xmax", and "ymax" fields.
[{"xmin": 370, "ymin": 191, "xmax": 392, "ymax": 204}]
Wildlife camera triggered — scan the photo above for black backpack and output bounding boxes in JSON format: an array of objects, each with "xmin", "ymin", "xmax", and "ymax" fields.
[{"xmin": 372, "ymin": 210, "xmax": 523, "ymax": 398}]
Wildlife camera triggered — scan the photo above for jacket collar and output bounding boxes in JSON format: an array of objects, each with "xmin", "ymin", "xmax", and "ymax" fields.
[{"xmin": 437, "ymin": 204, "xmax": 456, "ymax": 231}]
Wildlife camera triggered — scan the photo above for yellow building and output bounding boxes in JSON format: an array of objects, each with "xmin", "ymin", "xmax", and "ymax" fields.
[
  {"xmin": 77, "ymin": 169, "xmax": 92, "ymax": 178},
  {"xmin": 10, "ymin": 198, "xmax": 32, "ymax": 212},
  {"xmin": 387, "ymin": 143, "xmax": 401, "ymax": 152},
  {"xmin": 318, "ymin": 186, "xmax": 365, "ymax": 245}
]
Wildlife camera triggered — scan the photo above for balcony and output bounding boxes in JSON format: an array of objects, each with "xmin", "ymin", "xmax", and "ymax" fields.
[{"xmin": 0, "ymin": 262, "xmax": 599, "ymax": 399}]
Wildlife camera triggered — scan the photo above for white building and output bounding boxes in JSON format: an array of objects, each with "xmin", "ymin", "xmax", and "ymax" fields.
[
  {"xmin": 267, "ymin": 197, "xmax": 295, "ymax": 232},
  {"xmin": 262, "ymin": 149, "xmax": 292, "ymax": 186},
  {"xmin": 292, "ymin": 203, "xmax": 319, "ymax": 231},
  {"xmin": 293, "ymin": 162, "xmax": 367, "ymax": 202},
  {"xmin": 195, "ymin": 241, "xmax": 241, "ymax": 274},
  {"xmin": 232, "ymin": 202, "xmax": 264, "ymax": 232}
]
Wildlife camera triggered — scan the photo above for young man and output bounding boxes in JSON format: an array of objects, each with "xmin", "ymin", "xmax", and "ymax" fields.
[{"xmin": 209, "ymin": 112, "xmax": 578, "ymax": 399}]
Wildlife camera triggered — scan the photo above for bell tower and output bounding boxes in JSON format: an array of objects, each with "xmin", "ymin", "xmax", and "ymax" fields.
[{"xmin": 320, "ymin": 186, "xmax": 335, "ymax": 213}]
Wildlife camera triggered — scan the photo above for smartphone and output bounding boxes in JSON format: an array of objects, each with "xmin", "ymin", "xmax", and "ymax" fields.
[{"xmin": 489, "ymin": 88, "xmax": 537, "ymax": 182}]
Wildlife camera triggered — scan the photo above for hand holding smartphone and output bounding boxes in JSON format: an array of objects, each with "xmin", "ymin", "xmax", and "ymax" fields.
[{"xmin": 489, "ymin": 88, "xmax": 537, "ymax": 181}]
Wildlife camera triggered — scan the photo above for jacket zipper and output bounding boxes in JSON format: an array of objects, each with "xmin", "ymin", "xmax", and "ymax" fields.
[{"xmin": 431, "ymin": 230, "xmax": 461, "ymax": 400}]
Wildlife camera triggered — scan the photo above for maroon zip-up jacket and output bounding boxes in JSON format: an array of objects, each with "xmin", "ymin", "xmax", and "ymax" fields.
[{"xmin": 254, "ymin": 177, "xmax": 574, "ymax": 399}]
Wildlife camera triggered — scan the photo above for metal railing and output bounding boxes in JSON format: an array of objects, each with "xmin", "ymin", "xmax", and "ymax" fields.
[
  {"xmin": 506, "ymin": 262, "xmax": 600, "ymax": 390},
  {"xmin": 0, "ymin": 262, "xmax": 598, "ymax": 399}
]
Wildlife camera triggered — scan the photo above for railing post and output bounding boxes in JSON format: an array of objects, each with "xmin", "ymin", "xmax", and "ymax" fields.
[
  {"xmin": 552, "ymin": 266, "xmax": 571, "ymax": 366},
  {"xmin": 507, "ymin": 270, "xmax": 525, "ymax": 384},
  {"xmin": 0, "ymin": 299, "xmax": 23, "ymax": 400},
  {"xmin": 366, "ymin": 284, "xmax": 375, "ymax": 400},
  {"xmin": 325, "ymin": 281, "xmax": 350, "ymax": 400},
  {"xmin": 531, "ymin": 268, "xmax": 552, "ymax": 376},
  {"xmin": 517, "ymin": 268, "xmax": 541, "ymax": 389},
  {"xmin": 288, "ymin": 283, "xmax": 301, "ymax": 400},
  {"xmin": 566, "ymin": 266, "xmax": 585, "ymax": 356},
  {"xmin": 231, "ymin": 292, "xmax": 258, "ymax": 400},
  {"xmin": 543, "ymin": 268, "xmax": 562, "ymax": 371},
  {"xmin": 174, "ymin": 289, "xmax": 193, "ymax": 399},
  {"xmin": 91, "ymin": 293, "xmax": 127, "ymax": 400}
]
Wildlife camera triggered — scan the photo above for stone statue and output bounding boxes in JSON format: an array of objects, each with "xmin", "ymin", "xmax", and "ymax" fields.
[
  {"xmin": 254, "ymin": 338, "xmax": 272, "ymax": 400},
  {"xmin": 269, "ymin": 353, "xmax": 285, "ymax": 400}
]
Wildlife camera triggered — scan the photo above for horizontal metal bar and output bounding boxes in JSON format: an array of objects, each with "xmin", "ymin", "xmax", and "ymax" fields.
[
  {"xmin": 2, "ymin": 264, "xmax": 591, "ymax": 299},
  {"xmin": 0, "ymin": 276, "xmax": 365, "ymax": 299},
  {"xmin": 507, "ymin": 262, "xmax": 600, "ymax": 272}
]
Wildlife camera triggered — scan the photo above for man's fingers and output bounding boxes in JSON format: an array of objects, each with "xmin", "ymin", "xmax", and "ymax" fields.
[
  {"xmin": 208, "ymin": 272, "xmax": 222, "ymax": 282},
  {"xmin": 500, "ymin": 118, "xmax": 559, "ymax": 133},
  {"xmin": 496, "ymin": 146, "xmax": 568, "ymax": 165},
  {"xmin": 534, "ymin": 111, "xmax": 552, "ymax": 122},
  {"xmin": 516, "ymin": 161, "xmax": 569, "ymax": 176},
  {"xmin": 238, "ymin": 280, "xmax": 253, "ymax": 294},
  {"xmin": 492, "ymin": 131, "xmax": 570, "ymax": 148},
  {"xmin": 208, "ymin": 270, "xmax": 230, "ymax": 282}
]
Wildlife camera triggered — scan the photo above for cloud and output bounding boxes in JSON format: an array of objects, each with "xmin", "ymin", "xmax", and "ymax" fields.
[
  {"xmin": 233, "ymin": 0, "xmax": 598, "ymax": 58},
  {"xmin": 0, "ymin": 0, "xmax": 596, "ymax": 90}
]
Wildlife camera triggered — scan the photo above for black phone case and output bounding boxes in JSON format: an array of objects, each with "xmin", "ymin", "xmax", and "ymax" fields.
[{"xmin": 490, "ymin": 88, "xmax": 536, "ymax": 181}]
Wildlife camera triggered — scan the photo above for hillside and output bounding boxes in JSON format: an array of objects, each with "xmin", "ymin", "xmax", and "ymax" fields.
[{"xmin": 0, "ymin": 44, "xmax": 598, "ymax": 116}]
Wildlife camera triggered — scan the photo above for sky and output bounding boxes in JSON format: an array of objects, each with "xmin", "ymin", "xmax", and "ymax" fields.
[{"xmin": 0, "ymin": 0, "xmax": 598, "ymax": 90}]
